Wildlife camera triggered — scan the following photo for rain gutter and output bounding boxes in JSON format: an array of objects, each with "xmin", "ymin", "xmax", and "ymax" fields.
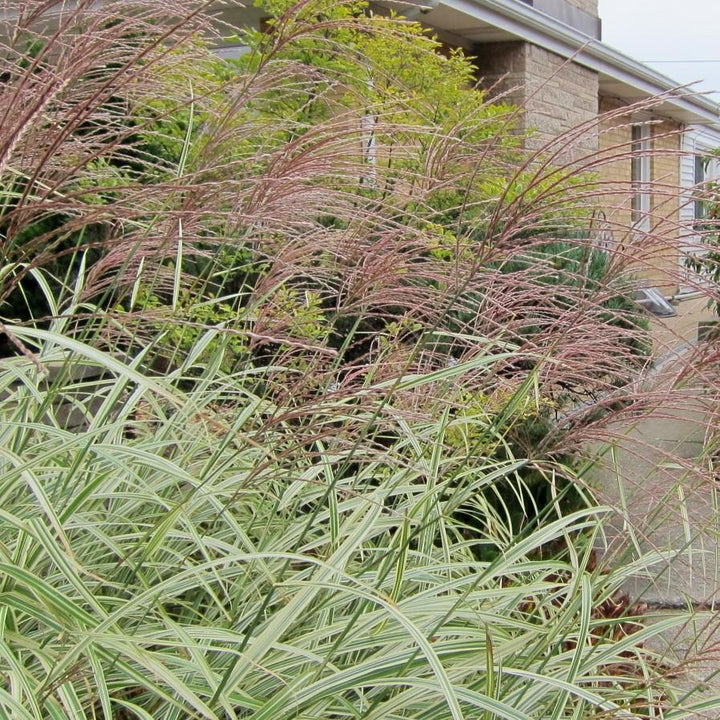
[{"xmin": 442, "ymin": 0, "xmax": 720, "ymax": 128}]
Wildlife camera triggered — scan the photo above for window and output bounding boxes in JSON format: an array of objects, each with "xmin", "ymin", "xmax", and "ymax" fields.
[
  {"xmin": 694, "ymin": 154, "xmax": 709, "ymax": 226},
  {"xmin": 630, "ymin": 123, "xmax": 651, "ymax": 229},
  {"xmin": 692, "ymin": 151, "xmax": 720, "ymax": 230}
]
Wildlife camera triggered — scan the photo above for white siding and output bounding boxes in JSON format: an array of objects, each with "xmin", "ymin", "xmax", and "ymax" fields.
[
  {"xmin": 678, "ymin": 126, "xmax": 720, "ymax": 293},
  {"xmin": 679, "ymin": 131, "xmax": 696, "ymax": 231}
]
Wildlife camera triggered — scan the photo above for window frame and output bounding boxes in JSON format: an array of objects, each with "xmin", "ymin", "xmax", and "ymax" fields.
[{"xmin": 630, "ymin": 122, "xmax": 652, "ymax": 231}]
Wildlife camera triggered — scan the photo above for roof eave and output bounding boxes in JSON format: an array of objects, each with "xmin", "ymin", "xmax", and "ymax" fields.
[{"xmin": 440, "ymin": 0, "xmax": 720, "ymax": 129}]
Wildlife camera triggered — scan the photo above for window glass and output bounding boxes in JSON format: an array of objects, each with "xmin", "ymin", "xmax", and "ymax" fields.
[{"xmin": 630, "ymin": 124, "xmax": 651, "ymax": 228}]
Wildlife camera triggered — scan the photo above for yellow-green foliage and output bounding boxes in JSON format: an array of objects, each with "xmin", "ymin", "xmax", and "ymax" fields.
[
  {"xmin": 266, "ymin": 285, "xmax": 331, "ymax": 344},
  {"xmin": 119, "ymin": 288, "xmax": 248, "ymax": 372},
  {"xmin": 237, "ymin": 0, "xmax": 520, "ymax": 219},
  {"xmin": 445, "ymin": 384, "xmax": 555, "ymax": 453}
]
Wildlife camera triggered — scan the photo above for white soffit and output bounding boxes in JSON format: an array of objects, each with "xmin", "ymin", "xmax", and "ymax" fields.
[{"xmin": 415, "ymin": 4, "xmax": 517, "ymax": 42}]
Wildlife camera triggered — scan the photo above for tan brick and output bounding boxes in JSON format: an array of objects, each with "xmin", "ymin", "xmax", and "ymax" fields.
[
  {"xmin": 597, "ymin": 96, "xmax": 683, "ymax": 294},
  {"xmin": 567, "ymin": 0, "xmax": 598, "ymax": 16},
  {"xmin": 476, "ymin": 42, "xmax": 683, "ymax": 295},
  {"xmin": 476, "ymin": 42, "xmax": 599, "ymax": 160}
]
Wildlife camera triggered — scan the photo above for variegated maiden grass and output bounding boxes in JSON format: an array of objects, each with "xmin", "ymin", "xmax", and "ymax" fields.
[{"xmin": 0, "ymin": 328, "xmax": 693, "ymax": 720}]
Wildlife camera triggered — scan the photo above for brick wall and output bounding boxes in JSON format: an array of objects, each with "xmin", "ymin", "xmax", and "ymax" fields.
[
  {"xmin": 476, "ymin": 39, "xmax": 685, "ymax": 295},
  {"xmin": 522, "ymin": 44, "xmax": 599, "ymax": 157},
  {"xmin": 647, "ymin": 120, "xmax": 682, "ymax": 293},
  {"xmin": 598, "ymin": 96, "xmax": 683, "ymax": 294},
  {"xmin": 598, "ymin": 95, "xmax": 633, "ymax": 232},
  {"xmin": 475, "ymin": 42, "xmax": 527, "ymax": 107},
  {"xmin": 567, "ymin": 0, "xmax": 598, "ymax": 16},
  {"xmin": 476, "ymin": 42, "xmax": 599, "ymax": 159}
]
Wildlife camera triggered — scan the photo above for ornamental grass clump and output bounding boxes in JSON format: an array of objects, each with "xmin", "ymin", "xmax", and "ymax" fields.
[{"xmin": 2, "ymin": 1, "xmax": 720, "ymax": 718}]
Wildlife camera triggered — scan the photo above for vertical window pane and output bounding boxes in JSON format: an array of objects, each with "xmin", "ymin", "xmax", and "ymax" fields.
[
  {"xmin": 695, "ymin": 155, "xmax": 706, "ymax": 222},
  {"xmin": 631, "ymin": 124, "xmax": 650, "ymax": 227}
]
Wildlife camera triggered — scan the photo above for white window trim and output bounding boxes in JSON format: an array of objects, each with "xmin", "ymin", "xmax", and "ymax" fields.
[{"xmin": 630, "ymin": 122, "xmax": 651, "ymax": 233}]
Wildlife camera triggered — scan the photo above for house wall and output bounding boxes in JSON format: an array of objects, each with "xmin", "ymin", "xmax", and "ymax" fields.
[
  {"xmin": 522, "ymin": 44, "xmax": 598, "ymax": 157},
  {"xmin": 567, "ymin": 0, "xmax": 598, "ymax": 16},
  {"xmin": 597, "ymin": 95, "xmax": 633, "ymax": 231},
  {"xmin": 522, "ymin": 0, "xmax": 601, "ymax": 36},
  {"xmin": 646, "ymin": 120, "xmax": 682, "ymax": 293},
  {"xmin": 476, "ymin": 42, "xmax": 599, "ymax": 159},
  {"xmin": 598, "ymin": 96, "xmax": 683, "ymax": 294},
  {"xmin": 677, "ymin": 126, "xmax": 720, "ymax": 292},
  {"xmin": 475, "ymin": 41, "xmax": 527, "ymax": 107}
]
